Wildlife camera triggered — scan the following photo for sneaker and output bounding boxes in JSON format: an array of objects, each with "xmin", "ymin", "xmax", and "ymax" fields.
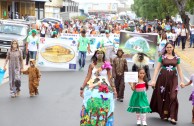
[
  {"xmin": 81, "ymin": 67, "xmax": 84, "ymax": 71},
  {"xmin": 11, "ymin": 93, "xmax": 16, "ymax": 98},
  {"xmin": 79, "ymin": 67, "xmax": 82, "ymax": 71},
  {"xmin": 119, "ymin": 99, "xmax": 123, "ymax": 102},
  {"xmin": 137, "ymin": 120, "xmax": 141, "ymax": 126},
  {"xmin": 142, "ymin": 121, "xmax": 147, "ymax": 126}
]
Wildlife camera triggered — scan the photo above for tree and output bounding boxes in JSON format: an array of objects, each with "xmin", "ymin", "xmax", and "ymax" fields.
[
  {"xmin": 131, "ymin": 0, "xmax": 177, "ymax": 20},
  {"xmin": 131, "ymin": 0, "xmax": 194, "ymax": 31},
  {"xmin": 173, "ymin": 0, "xmax": 194, "ymax": 33}
]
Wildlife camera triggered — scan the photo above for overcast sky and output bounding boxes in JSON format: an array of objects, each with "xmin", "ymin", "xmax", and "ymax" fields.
[{"xmin": 127, "ymin": 0, "xmax": 134, "ymax": 5}]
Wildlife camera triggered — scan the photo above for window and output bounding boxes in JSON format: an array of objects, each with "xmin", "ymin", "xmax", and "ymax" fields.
[{"xmin": 0, "ymin": 25, "xmax": 27, "ymax": 36}]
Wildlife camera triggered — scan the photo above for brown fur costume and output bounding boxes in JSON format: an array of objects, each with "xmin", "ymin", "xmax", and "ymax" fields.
[
  {"xmin": 112, "ymin": 49, "xmax": 128, "ymax": 100},
  {"xmin": 23, "ymin": 59, "xmax": 41, "ymax": 96}
]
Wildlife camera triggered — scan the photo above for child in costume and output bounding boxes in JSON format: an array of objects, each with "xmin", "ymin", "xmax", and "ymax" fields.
[
  {"xmin": 127, "ymin": 68, "xmax": 151, "ymax": 126},
  {"xmin": 22, "ymin": 59, "xmax": 41, "ymax": 97},
  {"xmin": 112, "ymin": 48, "xmax": 128, "ymax": 102},
  {"xmin": 181, "ymin": 74, "xmax": 194, "ymax": 123},
  {"xmin": 132, "ymin": 52, "xmax": 151, "ymax": 81}
]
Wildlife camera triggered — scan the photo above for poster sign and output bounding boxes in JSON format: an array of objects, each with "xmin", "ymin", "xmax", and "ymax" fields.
[
  {"xmin": 60, "ymin": 34, "xmax": 120, "ymax": 56},
  {"xmin": 38, "ymin": 38, "xmax": 77, "ymax": 70},
  {"xmin": 120, "ymin": 31, "xmax": 158, "ymax": 63},
  {"xmin": 124, "ymin": 72, "xmax": 138, "ymax": 83}
]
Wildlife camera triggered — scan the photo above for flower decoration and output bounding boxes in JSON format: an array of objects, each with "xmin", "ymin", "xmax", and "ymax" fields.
[
  {"xmin": 101, "ymin": 61, "xmax": 112, "ymax": 70},
  {"xmin": 99, "ymin": 84, "xmax": 109, "ymax": 93},
  {"xmin": 160, "ymin": 86, "xmax": 165, "ymax": 93},
  {"xmin": 175, "ymin": 55, "xmax": 180, "ymax": 59},
  {"xmin": 162, "ymin": 55, "xmax": 167, "ymax": 59},
  {"xmin": 166, "ymin": 65, "xmax": 173, "ymax": 72},
  {"xmin": 175, "ymin": 86, "xmax": 179, "ymax": 91}
]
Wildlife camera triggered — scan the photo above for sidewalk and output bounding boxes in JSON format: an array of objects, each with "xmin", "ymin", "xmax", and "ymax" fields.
[{"xmin": 175, "ymin": 42, "xmax": 194, "ymax": 67}]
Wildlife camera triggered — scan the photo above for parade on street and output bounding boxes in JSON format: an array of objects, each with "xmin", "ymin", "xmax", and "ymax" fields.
[{"xmin": 0, "ymin": 0, "xmax": 194, "ymax": 126}]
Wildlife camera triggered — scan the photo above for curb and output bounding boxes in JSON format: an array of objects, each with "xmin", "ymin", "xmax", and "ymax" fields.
[{"xmin": 175, "ymin": 49, "xmax": 194, "ymax": 67}]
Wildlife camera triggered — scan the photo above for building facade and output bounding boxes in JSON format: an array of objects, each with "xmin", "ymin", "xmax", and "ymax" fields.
[
  {"xmin": 45, "ymin": 0, "xmax": 79, "ymax": 20},
  {"xmin": 0, "ymin": 0, "xmax": 48, "ymax": 19}
]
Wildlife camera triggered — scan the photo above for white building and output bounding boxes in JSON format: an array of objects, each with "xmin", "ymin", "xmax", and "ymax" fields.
[{"xmin": 74, "ymin": 0, "xmax": 119, "ymax": 15}]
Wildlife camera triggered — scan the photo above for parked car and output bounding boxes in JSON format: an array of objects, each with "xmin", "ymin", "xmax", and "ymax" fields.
[{"xmin": 0, "ymin": 20, "xmax": 31, "ymax": 58}]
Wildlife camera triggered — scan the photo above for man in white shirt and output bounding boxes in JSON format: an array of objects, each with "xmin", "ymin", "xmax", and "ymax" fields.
[
  {"xmin": 190, "ymin": 25, "xmax": 194, "ymax": 48},
  {"xmin": 26, "ymin": 29, "xmax": 39, "ymax": 62},
  {"xmin": 175, "ymin": 25, "xmax": 181, "ymax": 47},
  {"xmin": 101, "ymin": 30, "xmax": 115, "ymax": 63}
]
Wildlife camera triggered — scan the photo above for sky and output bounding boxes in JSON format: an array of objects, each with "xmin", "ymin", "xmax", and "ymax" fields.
[{"xmin": 127, "ymin": 0, "xmax": 134, "ymax": 5}]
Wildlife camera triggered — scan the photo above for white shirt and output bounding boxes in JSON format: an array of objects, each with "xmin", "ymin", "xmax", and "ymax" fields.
[
  {"xmin": 166, "ymin": 32, "xmax": 173, "ymax": 41},
  {"xmin": 190, "ymin": 28, "xmax": 194, "ymax": 35},
  {"xmin": 27, "ymin": 35, "xmax": 39, "ymax": 51},
  {"xmin": 180, "ymin": 28, "xmax": 188, "ymax": 36},
  {"xmin": 176, "ymin": 28, "xmax": 181, "ymax": 36},
  {"xmin": 172, "ymin": 33, "xmax": 177, "ymax": 41},
  {"xmin": 159, "ymin": 39, "xmax": 167, "ymax": 52},
  {"xmin": 40, "ymin": 27, "xmax": 46, "ymax": 34},
  {"xmin": 103, "ymin": 37, "xmax": 114, "ymax": 47}
]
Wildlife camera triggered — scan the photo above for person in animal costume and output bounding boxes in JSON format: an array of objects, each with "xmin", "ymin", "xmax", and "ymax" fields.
[
  {"xmin": 132, "ymin": 53, "xmax": 151, "ymax": 81},
  {"xmin": 112, "ymin": 48, "xmax": 128, "ymax": 102},
  {"xmin": 22, "ymin": 59, "xmax": 41, "ymax": 97}
]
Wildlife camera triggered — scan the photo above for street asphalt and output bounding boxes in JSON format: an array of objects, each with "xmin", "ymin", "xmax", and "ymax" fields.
[{"xmin": 0, "ymin": 60, "xmax": 193, "ymax": 126}]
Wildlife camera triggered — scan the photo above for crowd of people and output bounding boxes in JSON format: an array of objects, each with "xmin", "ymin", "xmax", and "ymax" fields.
[{"xmin": 2, "ymin": 17, "xmax": 194, "ymax": 126}]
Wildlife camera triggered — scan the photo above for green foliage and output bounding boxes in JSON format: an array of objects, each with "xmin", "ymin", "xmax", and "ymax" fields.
[
  {"xmin": 131, "ymin": 0, "xmax": 194, "ymax": 20},
  {"xmin": 86, "ymin": 97, "xmax": 110, "ymax": 115},
  {"xmin": 71, "ymin": 16, "xmax": 87, "ymax": 21}
]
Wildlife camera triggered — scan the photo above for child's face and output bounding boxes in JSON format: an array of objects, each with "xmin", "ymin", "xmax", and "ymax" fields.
[
  {"xmin": 30, "ymin": 62, "xmax": 34, "ymax": 67},
  {"xmin": 117, "ymin": 51, "xmax": 123, "ymax": 57},
  {"xmin": 138, "ymin": 70, "xmax": 146, "ymax": 79}
]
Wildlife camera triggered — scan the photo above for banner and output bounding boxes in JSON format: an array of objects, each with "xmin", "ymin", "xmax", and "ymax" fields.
[
  {"xmin": 38, "ymin": 38, "xmax": 77, "ymax": 70},
  {"xmin": 119, "ymin": 31, "xmax": 158, "ymax": 63},
  {"xmin": 60, "ymin": 34, "xmax": 120, "ymax": 56}
]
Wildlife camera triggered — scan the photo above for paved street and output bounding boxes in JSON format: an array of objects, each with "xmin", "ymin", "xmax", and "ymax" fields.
[{"xmin": 0, "ymin": 53, "xmax": 194, "ymax": 126}]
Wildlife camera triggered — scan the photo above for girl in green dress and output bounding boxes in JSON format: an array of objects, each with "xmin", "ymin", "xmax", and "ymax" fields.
[{"xmin": 127, "ymin": 68, "xmax": 151, "ymax": 126}]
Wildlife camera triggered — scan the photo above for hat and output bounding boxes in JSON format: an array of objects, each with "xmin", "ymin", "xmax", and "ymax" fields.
[
  {"xmin": 53, "ymin": 31, "xmax": 57, "ymax": 35},
  {"xmin": 31, "ymin": 29, "xmax": 37, "ymax": 34},
  {"xmin": 166, "ymin": 27, "xmax": 171, "ymax": 31},
  {"xmin": 105, "ymin": 30, "xmax": 110, "ymax": 34}
]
